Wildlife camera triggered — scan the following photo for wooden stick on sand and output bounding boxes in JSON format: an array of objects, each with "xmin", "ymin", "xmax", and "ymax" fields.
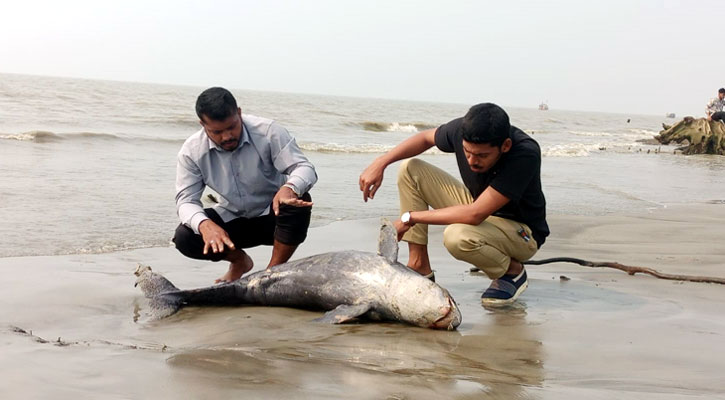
[{"xmin": 472, "ymin": 257, "xmax": 725, "ymax": 285}]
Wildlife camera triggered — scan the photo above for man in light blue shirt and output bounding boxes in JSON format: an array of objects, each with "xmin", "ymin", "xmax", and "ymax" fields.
[
  {"xmin": 706, "ymin": 88, "xmax": 725, "ymax": 122},
  {"xmin": 174, "ymin": 87, "xmax": 317, "ymax": 282}
]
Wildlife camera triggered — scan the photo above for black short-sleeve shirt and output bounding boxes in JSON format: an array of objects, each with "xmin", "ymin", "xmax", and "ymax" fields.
[{"xmin": 435, "ymin": 117, "xmax": 550, "ymax": 247}]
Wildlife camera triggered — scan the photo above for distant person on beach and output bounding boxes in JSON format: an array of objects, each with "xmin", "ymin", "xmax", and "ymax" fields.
[
  {"xmin": 706, "ymin": 88, "xmax": 725, "ymax": 122},
  {"xmin": 359, "ymin": 103, "xmax": 549, "ymax": 305},
  {"xmin": 174, "ymin": 87, "xmax": 317, "ymax": 283}
]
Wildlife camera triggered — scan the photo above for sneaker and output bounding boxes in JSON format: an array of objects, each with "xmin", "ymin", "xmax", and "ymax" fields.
[{"xmin": 481, "ymin": 268, "xmax": 528, "ymax": 306}]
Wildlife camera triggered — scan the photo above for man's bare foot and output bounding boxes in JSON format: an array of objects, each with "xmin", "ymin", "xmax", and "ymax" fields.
[{"xmin": 215, "ymin": 251, "xmax": 253, "ymax": 283}]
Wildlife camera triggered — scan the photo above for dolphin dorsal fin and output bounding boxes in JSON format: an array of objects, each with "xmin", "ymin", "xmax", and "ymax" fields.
[{"xmin": 377, "ymin": 218, "xmax": 399, "ymax": 263}]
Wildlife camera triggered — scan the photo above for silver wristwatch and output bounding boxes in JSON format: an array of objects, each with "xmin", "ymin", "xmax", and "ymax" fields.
[{"xmin": 401, "ymin": 211, "xmax": 412, "ymax": 225}]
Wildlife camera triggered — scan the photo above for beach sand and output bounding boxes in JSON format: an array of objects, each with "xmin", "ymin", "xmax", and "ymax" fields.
[{"xmin": 2, "ymin": 204, "xmax": 724, "ymax": 399}]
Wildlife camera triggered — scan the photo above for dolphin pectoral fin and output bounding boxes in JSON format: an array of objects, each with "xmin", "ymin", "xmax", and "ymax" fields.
[
  {"xmin": 377, "ymin": 218, "xmax": 399, "ymax": 263},
  {"xmin": 314, "ymin": 303, "xmax": 372, "ymax": 324}
]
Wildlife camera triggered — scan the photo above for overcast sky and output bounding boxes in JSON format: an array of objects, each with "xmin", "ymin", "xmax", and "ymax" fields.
[{"xmin": 1, "ymin": 0, "xmax": 723, "ymax": 116}]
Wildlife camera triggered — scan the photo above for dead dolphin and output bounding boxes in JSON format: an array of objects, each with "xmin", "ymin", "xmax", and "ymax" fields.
[{"xmin": 134, "ymin": 220, "xmax": 461, "ymax": 330}]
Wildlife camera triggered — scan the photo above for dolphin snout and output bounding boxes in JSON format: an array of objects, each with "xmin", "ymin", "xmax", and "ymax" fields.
[{"xmin": 430, "ymin": 297, "xmax": 462, "ymax": 330}]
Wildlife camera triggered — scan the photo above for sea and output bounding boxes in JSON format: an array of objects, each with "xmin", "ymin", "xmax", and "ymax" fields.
[{"xmin": 2, "ymin": 72, "xmax": 724, "ymax": 259}]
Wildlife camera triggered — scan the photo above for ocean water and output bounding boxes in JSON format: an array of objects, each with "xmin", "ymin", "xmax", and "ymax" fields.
[{"xmin": 1, "ymin": 73, "xmax": 724, "ymax": 258}]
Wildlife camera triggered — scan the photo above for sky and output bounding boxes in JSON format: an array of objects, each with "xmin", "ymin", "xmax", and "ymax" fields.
[{"xmin": 1, "ymin": 0, "xmax": 723, "ymax": 116}]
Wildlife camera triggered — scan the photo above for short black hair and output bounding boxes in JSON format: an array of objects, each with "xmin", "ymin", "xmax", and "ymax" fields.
[
  {"xmin": 719, "ymin": 88, "xmax": 725, "ymax": 94},
  {"xmin": 460, "ymin": 103, "xmax": 511, "ymax": 147},
  {"xmin": 195, "ymin": 87, "xmax": 238, "ymax": 121}
]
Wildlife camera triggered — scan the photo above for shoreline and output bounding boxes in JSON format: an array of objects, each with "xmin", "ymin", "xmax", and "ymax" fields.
[{"xmin": 1, "ymin": 198, "xmax": 720, "ymax": 260}]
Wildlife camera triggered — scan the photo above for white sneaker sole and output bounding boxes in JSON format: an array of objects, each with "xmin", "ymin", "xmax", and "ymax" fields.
[{"xmin": 481, "ymin": 280, "xmax": 529, "ymax": 306}]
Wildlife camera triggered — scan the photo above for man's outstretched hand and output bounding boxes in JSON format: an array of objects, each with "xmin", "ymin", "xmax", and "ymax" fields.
[
  {"xmin": 359, "ymin": 160, "xmax": 385, "ymax": 202},
  {"xmin": 393, "ymin": 219, "xmax": 412, "ymax": 241},
  {"xmin": 273, "ymin": 185, "xmax": 313, "ymax": 216},
  {"xmin": 199, "ymin": 219, "xmax": 236, "ymax": 255}
]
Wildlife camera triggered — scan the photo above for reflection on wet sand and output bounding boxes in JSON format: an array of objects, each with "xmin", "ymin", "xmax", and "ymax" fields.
[{"xmin": 160, "ymin": 302, "xmax": 543, "ymax": 399}]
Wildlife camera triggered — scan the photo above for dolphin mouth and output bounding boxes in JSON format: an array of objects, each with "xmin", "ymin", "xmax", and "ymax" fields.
[{"xmin": 431, "ymin": 297, "xmax": 461, "ymax": 330}]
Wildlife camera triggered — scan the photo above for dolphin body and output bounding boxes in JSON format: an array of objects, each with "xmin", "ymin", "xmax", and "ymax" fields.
[{"xmin": 134, "ymin": 221, "xmax": 461, "ymax": 330}]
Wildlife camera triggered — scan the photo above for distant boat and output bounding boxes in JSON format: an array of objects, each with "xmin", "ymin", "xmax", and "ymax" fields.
[
  {"xmin": 665, "ymin": 112, "xmax": 676, "ymax": 118},
  {"xmin": 538, "ymin": 102, "xmax": 549, "ymax": 111}
]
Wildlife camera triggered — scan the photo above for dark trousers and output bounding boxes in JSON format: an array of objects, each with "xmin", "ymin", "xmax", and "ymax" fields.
[
  {"xmin": 173, "ymin": 193, "xmax": 312, "ymax": 261},
  {"xmin": 711, "ymin": 111, "xmax": 725, "ymax": 122}
]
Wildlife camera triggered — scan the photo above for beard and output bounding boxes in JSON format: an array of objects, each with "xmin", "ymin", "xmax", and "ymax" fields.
[{"xmin": 221, "ymin": 139, "xmax": 238, "ymax": 150}]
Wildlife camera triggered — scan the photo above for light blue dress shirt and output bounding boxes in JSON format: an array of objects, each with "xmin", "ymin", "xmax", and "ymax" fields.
[{"xmin": 175, "ymin": 114, "xmax": 317, "ymax": 233}]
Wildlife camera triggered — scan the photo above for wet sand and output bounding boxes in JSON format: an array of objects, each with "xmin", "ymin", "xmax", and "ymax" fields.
[{"xmin": 2, "ymin": 204, "xmax": 725, "ymax": 399}]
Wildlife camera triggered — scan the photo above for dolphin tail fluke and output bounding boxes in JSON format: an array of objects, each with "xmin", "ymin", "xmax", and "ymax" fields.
[
  {"xmin": 134, "ymin": 264, "xmax": 185, "ymax": 319},
  {"xmin": 377, "ymin": 218, "xmax": 399, "ymax": 263},
  {"xmin": 314, "ymin": 303, "xmax": 372, "ymax": 324},
  {"xmin": 134, "ymin": 264, "xmax": 180, "ymax": 295},
  {"xmin": 146, "ymin": 291, "xmax": 186, "ymax": 319}
]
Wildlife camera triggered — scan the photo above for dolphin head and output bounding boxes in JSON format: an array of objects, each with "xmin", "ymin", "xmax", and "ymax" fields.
[
  {"xmin": 431, "ymin": 288, "xmax": 462, "ymax": 330},
  {"xmin": 387, "ymin": 268, "xmax": 462, "ymax": 330}
]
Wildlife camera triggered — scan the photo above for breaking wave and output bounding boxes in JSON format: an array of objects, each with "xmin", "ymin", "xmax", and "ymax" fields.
[
  {"xmin": 567, "ymin": 129, "xmax": 657, "ymax": 139},
  {"xmin": 300, "ymin": 142, "xmax": 395, "ymax": 153},
  {"xmin": 568, "ymin": 130, "xmax": 614, "ymax": 137},
  {"xmin": 0, "ymin": 130, "xmax": 65, "ymax": 142},
  {"xmin": 359, "ymin": 121, "xmax": 438, "ymax": 133},
  {"xmin": 628, "ymin": 128, "xmax": 659, "ymax": 136},
  {"xmin": 542, "ymin": 141, "xmax": 658, "ymax": 157},
  {"xmin": 0, "ymin": 130, "xmax": 184, "ymax": 144},
  {"xmin": 299, "ymin": 142, "xmax": 444, "ymax": 154},
  {"xmin": 67, "ymin": 239, "xmax": 173, "ymax": 256},
  {"xmin": 542, "ymin": 143, "xmax": 610, "ymax": 157}
]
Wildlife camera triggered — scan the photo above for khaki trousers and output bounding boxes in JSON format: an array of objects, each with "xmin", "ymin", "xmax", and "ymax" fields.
[{"xmin": 398, "ymin": 158, "xmax": 538, "ymax": 279}]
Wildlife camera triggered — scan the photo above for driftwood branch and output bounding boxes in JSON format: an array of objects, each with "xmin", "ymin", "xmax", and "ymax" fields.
[
  {"xmin": 523, "ymin": 257, "xmax": 725, "ymax": 285},
  {"xmin": 655, "ymin": 116, "xmax": 725, "ymax": 155}
]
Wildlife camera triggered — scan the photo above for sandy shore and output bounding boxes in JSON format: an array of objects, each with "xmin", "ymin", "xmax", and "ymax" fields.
[{"xmin": 2, "ymin": 204, "xmax": 724, "ymax": 399}]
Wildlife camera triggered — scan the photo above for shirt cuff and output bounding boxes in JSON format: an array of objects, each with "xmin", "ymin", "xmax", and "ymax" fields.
[
  {"xmin": 190, "ymin": 212, "xmax": 210, "ymax": 234},
  {"xmin": 285, "ymin": 176, "xmax": 308, "ymax": 195},
  {"xmin": 283, "ymin": 182, "xmax": 301, "ymax": 196}
]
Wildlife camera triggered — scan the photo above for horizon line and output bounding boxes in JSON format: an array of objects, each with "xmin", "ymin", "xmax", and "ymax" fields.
[{"xmin": 0, "ymin": 70, "xmax": 673, "ymax": 118}]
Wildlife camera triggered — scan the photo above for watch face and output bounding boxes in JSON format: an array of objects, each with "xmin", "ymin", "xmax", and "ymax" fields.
[{"xmin": 402, "ymin": 212, "xmax": 410, "ymax": 223}]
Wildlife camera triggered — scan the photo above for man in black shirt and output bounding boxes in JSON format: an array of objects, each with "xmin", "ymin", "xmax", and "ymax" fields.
[{"xmin": 359, "ymin": 103, "xmax": 549, "ymax": 305}]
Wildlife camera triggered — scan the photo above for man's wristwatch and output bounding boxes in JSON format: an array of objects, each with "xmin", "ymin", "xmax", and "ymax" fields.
[{"xmin": 401, "ymin": 211, "xmax": 413, "ymax": 226}]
